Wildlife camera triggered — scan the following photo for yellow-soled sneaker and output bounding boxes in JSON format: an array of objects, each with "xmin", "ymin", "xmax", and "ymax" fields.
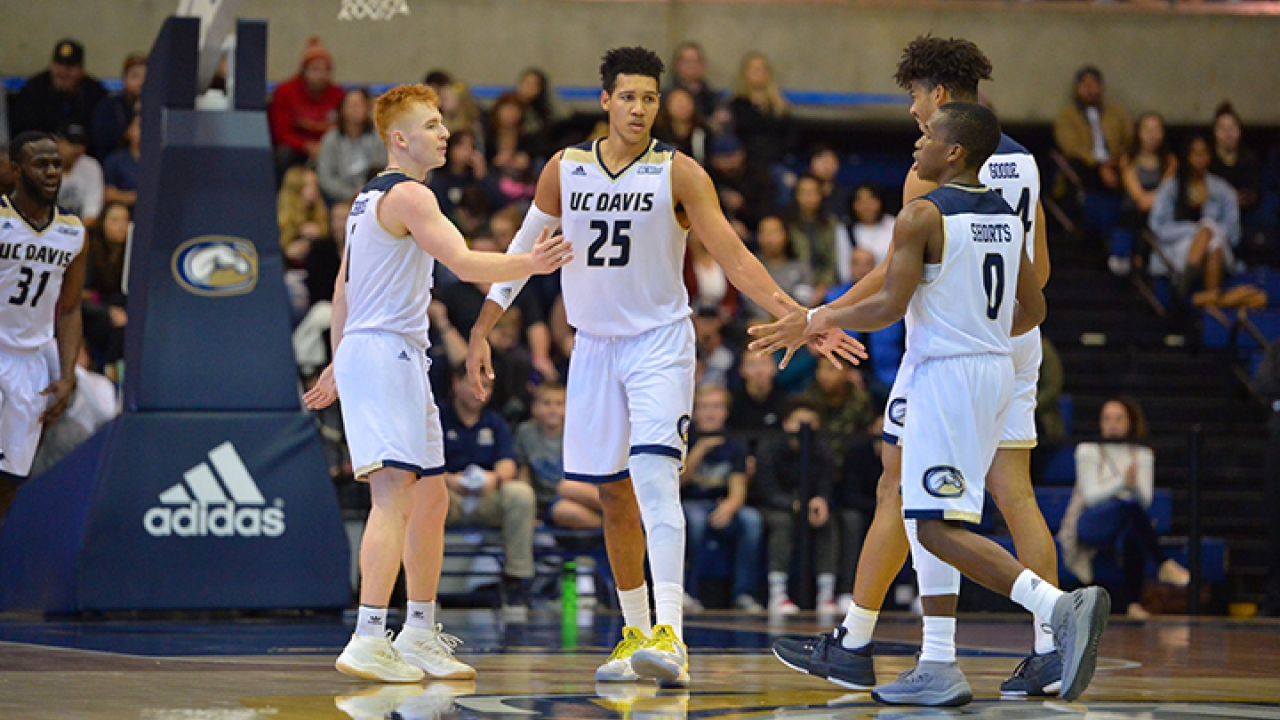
[
  {"xmin": 335, "ymin": 631, "xmax": 425, "ymax": 683},
  {"xmin": 630, "ymin": 624, "xmax": 690, "ymax": 688},
  {"xmin": 596, "ymin": 626, "xmax": 649, "ymax": 682}
]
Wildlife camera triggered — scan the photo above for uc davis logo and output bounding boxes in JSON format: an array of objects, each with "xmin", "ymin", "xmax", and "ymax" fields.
[
  {"xmin": 171, "ymin": 236, "xmax": 258, "ymax": 296},
  {"xmin": 923, "ymin": 466, "xmax": 966, "ymax": 498}
]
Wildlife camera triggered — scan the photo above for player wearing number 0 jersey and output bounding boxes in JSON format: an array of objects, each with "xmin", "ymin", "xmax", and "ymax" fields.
[
  {"xmin": 304, "ymin": 85, "xmax": 571, "ymax": 685},
  {"xmin": 0, "ymin": 133, "xmax": 86, "ymax": 524},
  {"xmin": 808, "ymin": 103, "xmax": 1108, "ymax": 706},
  {"xmin": 467, "ymin": 47, "xmax": 863, "ymax": 689},
  {"xmin": 762, "ymin": 37, "xmax": 1064, "ymax": 704}
]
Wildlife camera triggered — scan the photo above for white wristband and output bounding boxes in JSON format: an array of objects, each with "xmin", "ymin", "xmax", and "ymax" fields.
[{"xmin": 807, "ymin": 306, "xmax": 821, "ymax": 324}]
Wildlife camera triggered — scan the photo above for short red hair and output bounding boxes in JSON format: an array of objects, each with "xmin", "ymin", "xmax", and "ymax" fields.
[{"xmin": 373, "ymin": 84, "xmax": 440, "ymax": 145}]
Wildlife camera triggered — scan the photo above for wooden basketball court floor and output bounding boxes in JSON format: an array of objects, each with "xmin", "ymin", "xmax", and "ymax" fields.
[{"xmin": 1, "ymin": 609, "xmax": 1278, "ymax": 719}]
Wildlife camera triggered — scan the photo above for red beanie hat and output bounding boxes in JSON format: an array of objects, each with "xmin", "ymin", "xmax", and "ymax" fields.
[{"xmin": 300, "ymin": 37, "xmax": 332, "ymax": 70}]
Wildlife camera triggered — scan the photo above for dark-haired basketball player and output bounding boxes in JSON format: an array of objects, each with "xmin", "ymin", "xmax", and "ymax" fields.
[{"xmin": 467, "ymin": 47, "xmax": 863, "ymax": 688}]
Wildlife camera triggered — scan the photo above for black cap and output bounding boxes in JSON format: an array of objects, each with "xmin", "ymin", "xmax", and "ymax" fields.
[
  {"xmin": 53, "ymin": 39, "xmax": 85, "ymax": 67},
  {"xmin": 57, "ymin": 123, "xmax": 87, "ymax": 145}
]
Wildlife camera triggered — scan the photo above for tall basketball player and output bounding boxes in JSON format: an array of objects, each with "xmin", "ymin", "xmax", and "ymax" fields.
[
  {"xmin": 465, "ymin": 47, "xmax": 863, "ymax": 688},
  {"xmin": 811, "ymin": 102, "xmax": 1107, "ymax": 704},
  {"xmin": 0, "ymin": 132, "xmax": 86, "ymax": 522},
  {"xmin": 763, "ymin": 36, "xmax": 1063, "ymax": 702},
  {"xmin": 303, "ymin": 84, "xmax": 572, "ymax": 683}
]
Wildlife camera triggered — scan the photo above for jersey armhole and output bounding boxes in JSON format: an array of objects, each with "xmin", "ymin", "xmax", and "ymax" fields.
[
  {"xmin": 373, "ymin": 185, "xmax": 414, "ymax": 241},
  {"xmin": 669, "ymin": 154, "xmax": 692, "ymax": 231}
]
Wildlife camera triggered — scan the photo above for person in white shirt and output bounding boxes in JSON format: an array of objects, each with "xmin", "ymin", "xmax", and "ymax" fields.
[
  {"xmin": 1059, "ymin": 397, "xmax": 1190, "ymax": 620},
  {"xmin": 54, "ymin": 124, "xmax": 102, "ymax": 222}
]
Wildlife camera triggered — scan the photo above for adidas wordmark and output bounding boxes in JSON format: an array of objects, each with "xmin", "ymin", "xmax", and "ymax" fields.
[{"xmin": 143, "ymin": 442, "xmax": 286, "ymax": 538}]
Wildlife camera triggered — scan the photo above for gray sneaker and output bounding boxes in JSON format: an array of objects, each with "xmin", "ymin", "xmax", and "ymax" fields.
[
  {"xmin": 1051, "ymin": 586, "xmax": 1111, "ymax": 702},
  {"xmin": 870, "ymin": 660, "xmax": 972, "ymax": 707}
]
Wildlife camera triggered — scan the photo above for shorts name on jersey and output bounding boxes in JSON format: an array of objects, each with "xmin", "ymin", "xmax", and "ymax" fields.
[
  {"xmin": 568, "ymin": 192, "xmax": 655, "ymax": 213},
  {"xmin": 987, "ymin": 162, "xmax": 1020, "ymax": 179},
  {"xmin": 971, "ymin": 223, "xmax": 1014, "ymax": 243},
  {"xmin": 0, "ymin": 242, "xmax": 77, "ymax": 267}
]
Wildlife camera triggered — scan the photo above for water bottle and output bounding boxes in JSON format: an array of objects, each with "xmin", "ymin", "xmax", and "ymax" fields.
[
  {"xmin": 460, "ymin": 464, "xmax": 486, "ymax": 513},
  {"xmin": 561, "ymin": 559, "xmax": 578, "ymax": 648}
]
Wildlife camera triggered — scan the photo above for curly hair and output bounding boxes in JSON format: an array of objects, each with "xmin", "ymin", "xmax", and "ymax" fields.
[
  {"xmin": 600, "ymin": 46, "xmax": 664, "ymax": 94},
  {"xmin": 373, "ymin": 84, "xmax": 440, "ymax": 144},
  {"xmin": 893, "ymin": 35, "xmax": 992, "ymax": 100}
]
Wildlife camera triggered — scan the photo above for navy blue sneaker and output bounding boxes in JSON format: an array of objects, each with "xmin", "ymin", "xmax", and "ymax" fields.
[
  {"xmin": 1000, "ymin": 651, "xmax": 1063, "ymax": 696},
  {"xmin": 771, "ymin": 627, "xmax": 876, "ymax": 690}
]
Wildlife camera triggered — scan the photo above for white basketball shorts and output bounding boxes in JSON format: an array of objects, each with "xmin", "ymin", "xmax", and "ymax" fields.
[
  {"xmin": 1000, "ymin": 328, "xmax": 1042, "ymax": 449},
  {"xmin": 901, "ymin": 353, "xmax": 1014, "ymax": 524},
  {"xmin": 881, "ymin": 358, "xmax": 916, "ymax": 446},
  {"xmin": 0, "ymin": 347, "xmax": 51, "ymax": 478},
  {"xmin": 563, "ymin": 319, "xmax": 695, "ymax": 483},
  {"xmin": 335, "ymin": 331, "xmax": 445, "ymax": 480}
]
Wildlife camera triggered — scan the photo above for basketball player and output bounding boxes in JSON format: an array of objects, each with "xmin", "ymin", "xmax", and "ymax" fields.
[
  {"xmin": 814, "ymin": 103, "xmax": 1108, "ymax": 705},
  {"xmin": 303, "ymin": 84, "xmax": 572, "ymax": 683},
  {"xmin": 465, "ymin": 47, "xmax": 864, "ymax": 688},
  {"xmin": 0, "ymin": 132, "xmax": 86, "ymax": 522},
  {"xmin": 763, "ymin": 36, "xmax": 1063, "ymax": 701}
]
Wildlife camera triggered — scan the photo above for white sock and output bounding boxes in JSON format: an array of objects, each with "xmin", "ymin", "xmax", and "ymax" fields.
[
  {"xmin": 356, "ymin": 605, "xmax": 387, "ymax": 638},
  {"xmin": 816, "ymin": 573, "xmax": 836, "ymax": 605},
  {"xmin": 840, "ymin": 603, "xmax": 879, "ymax": 649},
  {"xmin": 768, "ymin": 571, "xmax": 788, "ymax": 603},
  {"xmin": 920, "ymin": 616, "xmax": 957, "ymax": 663},
  {"xmin": 653, "ymin": 581, "xmax": 684, "ymax": 639},
  {"xmin": 617, "ymin": 583, "xmax": 652, "ymax": 635},
  {"xmin": 405, "ymin": 600, "xmax": 436, "ymax": 630},
  {"xmin": 1010, "ymin": 570, "xmax": 1064, "ymax": 622},
  {"xmin": 1034, "ymin": 613, "xmax": 1056, "ymax": 655}
]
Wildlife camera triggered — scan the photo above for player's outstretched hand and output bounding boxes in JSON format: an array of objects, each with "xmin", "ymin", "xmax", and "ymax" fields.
[
  {"xmin": 304, "ymin": 364, "xmax": 338, "ymax": 410},
  {"xmin": 466, "ymin": 336, "xmax": 494, "ymax": 403},
  {"xmin": 807, "ymin": 330, "xmax": 867, "ymax": 370},
  {"xmin": 530, "ymin": 227, "xmax": 573, "ymax": 275},
  {"xmin": 39, "ymin": 376, "xmax": 76, "ymax": 425},
  {"xmin": 746, "ymin": 293, "xmax": 809, "ymax": 369}
]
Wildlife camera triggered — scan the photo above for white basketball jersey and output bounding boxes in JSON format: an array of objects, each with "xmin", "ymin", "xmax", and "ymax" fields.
[
  {"xmin": 903, "ymin": 184, "xmax": 1024, "ymax": 364},
  {"xmin": 341, "ymin": 172, "xmax": 436, "ymax": 347},
  {"xmin": 979, "ymin": 134, "xmax": 1041, "ymax": 263},
  {"xmin": 0, "ymin": 197, "xmax": 85, "ymax": 352},
  {"xmin": 558, "ymin": 139, "xmax": 690, "ymax": 337}
]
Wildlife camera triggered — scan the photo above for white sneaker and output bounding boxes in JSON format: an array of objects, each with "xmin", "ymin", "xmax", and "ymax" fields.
[
  {"xmin": 630, "ymin": 624, "xmax": 690, "ymax": 689},
  {"xmin": 769, "ymin": 597, "xmax": 800, "ymax": 615},
  {"xmin": 393, "ymin": 624, "xmax": 477, "ymax": 680},
  {"xmin": 335, "ymin": 631, "xmax": 425, "ymax": 683},
  {"xmin": 596, "ymin": 626, "xmax": 648, "ymax": 682}
]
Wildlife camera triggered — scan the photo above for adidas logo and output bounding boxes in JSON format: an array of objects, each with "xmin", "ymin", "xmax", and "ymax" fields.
[
  {"xmin": 1, "ymin": 222, "xmax": 11, "ymax": 230},
  {"xmin": 571, "ymin": 166, "xmax": 587, "ymax": 176},
  {"xmin": 397, "ymin": 350, "xmax": 410, "ymax": 361},
  {"xmin": 143, "ymin": 442, "xmax": 286, "ymax": 538}
]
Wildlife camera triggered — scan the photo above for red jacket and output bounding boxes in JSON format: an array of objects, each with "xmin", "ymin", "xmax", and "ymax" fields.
[{"xmin": 268, "ymin": 76, "xmax": 345, "ymax": 155}]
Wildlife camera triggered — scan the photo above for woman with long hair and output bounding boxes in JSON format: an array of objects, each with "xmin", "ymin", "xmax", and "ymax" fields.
[
  {"xmin": 1209, "ymin": 102, "xmax": 1262, "ymax": 216},
  {"xmin": 277, "ymin": 165, "xmax": 330, "ymax": 265},
  {"xmin": 787, "ymin": 175, "xmax": 846, "ymax": 295},
  {"xmin": 316, "ymin": 88, "xmax": 387, "ymax": 203},
  {"xmin": 82, "ymin": 201, "xmax": 132, "ymax": 365},
  {"xmin": 1111, "ymin": 112, "xmax": 1177, "ymax": 275},
  {"xmin": 1059, "ymin": 397, "xmax": 1190, "ymax": 619},
  {"xmin": 743, "ymin": 214, "xmax": 812, "ymax": 320},
  {"xmin": 654, "ymin": 87, "xmax": 709, "ymax": 166},
  {"xmin": 728, "ymin": 51, "xmax": 792, "ymax": 170}
]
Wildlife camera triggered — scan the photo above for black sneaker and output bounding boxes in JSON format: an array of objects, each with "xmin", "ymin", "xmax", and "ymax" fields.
[
  {"xmin": 772, "ymin": 626, "xmax": 876, "ymax": 690},
  {"xmin": 1000, "ymin": 651, "xmax": 1063, "ymax": 696}
]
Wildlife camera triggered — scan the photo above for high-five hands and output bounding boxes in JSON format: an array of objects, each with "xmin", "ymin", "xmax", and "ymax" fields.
[{"xmin": 747, "ymin": 293, "xmax": 866, "ymax": 370}]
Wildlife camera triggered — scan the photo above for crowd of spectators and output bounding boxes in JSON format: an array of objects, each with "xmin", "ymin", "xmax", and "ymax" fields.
[{"xmin": 4, "ymin": 31, "xmax": 1278, "ymax": 613}]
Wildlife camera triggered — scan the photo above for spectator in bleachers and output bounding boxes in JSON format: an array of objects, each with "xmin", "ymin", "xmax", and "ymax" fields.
[
  {"xmin": 684, "ymin": 229, "xmax": 739, "ymax": 321},
  {"xmin": 681, "ymin": 384, "xmax": 765, "ymax": 611},
  {"xmin": 824, "ymin": 247, "xmax": 904, "ymax": 393},
  {"xmin": 1148, "ymin": 135, "xmax": 1240, "ymax": 305},
  {"xmin": 514, "ymin": 68, "xmax": 557, "ymax": 160},
  {"xmin": 425, "ymin": 70, "xmax": 486, "ymax": 155},
  {"xmin": 729, "ymin": 350, "xmax": 787, "ymax": 434},
  {"xmin": 1053, "ymin": 65, "xmax": 1132, "ymax": 197},
  {"xmin": 654, "ymin": 87, "xmax": 709, "ymax": 166},
  {"xmin": 10, "ymin": 40, "xmax": 107, "ymax": 138},
  {"xmin": 82, "ymin": 201, "xmax": 131, "ymax": 366},
  {"xmin": 844, "ymin": 184, "xmax": 896, "ymax": 268},
  {"xmin": 806, "ymin": 145, "xmax": 848, "ymax": 219},
  {"xmin": 1059, "ymin": 397, "xmax": 1190, "ymax": 619},
  {"xmin": 833, "ymin": 416, "xmax": 882, "ymax": 614},
  {"xmin": 515, "ymin": 382, "xmax": 603, "ymax": 529},
  {"xmin": 278, "ymin": 165, "xmax": 330, "ymax": 259},
  {"xmin": 1113, "ymin": 112, "xmax": 1176, "ymax": 275},
  {"xmin": 102, "ymin": 113, "xmax": 140, "ymax": 208},
  {"xmin": 800, "ymin": 355, "xmax": 876, "ymax": 460},
  {"xmin": 729, "ymin": 51, "xmax": 792, "ymax": 171},
  {"xmin": 489, "ymin": 206, "xmax": 523, "ymax": 252},
  {"xmin": 743, "ymin": 215, "xmax": 812, "ymax": 320},
  {"xmin": 788, "ymin": 175, "xmax": 846, "ymax": 295},
  {"xmin": 0, "ymin": 143, "xmax": 14, "ymax": 195},
  {"xmin": 316, "ymin": 88, "xmax": 386, "ymax": 204},
  {"xmin": 752, "ymin": 398, "xmax": 838, "ymax": 614},
  {"xmin": 267, "ymin": 37, "xmax": 345, "ymax": 179},
  {"xmin": 693, "ymin": 304, "xmax": 738, "ymax": 389},
  {"xmin": 441, "ymin": 364, "xmax": 537, "ymax": 613},
  {"xmin": 55, "ymin": 123, "xmax": 102, "ymax": 223},
  {"xmin": 428, "ymin": 130, "xmax": 496, "ymax": 222},
  {"xmin": 305, "ymin": 199, "xmax": 348, "ymax": 306},
  {"xmin": 487, "ymin": 93, "xmax": 534, "ymax": 174},
  {"xmin": 706, "ymin": 133, "xmax": 776, "ymax": 229},
  {"xmin": 667, "ymin": 42, "xmax": 725, "ymax": 125},
  {"xmin": 89, "ymin": 53, "xmax": 145, "ymax": 160},
  {"xmin": 1209, "ymin": 102, "xmax": 1264, "ymax": 227}
]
